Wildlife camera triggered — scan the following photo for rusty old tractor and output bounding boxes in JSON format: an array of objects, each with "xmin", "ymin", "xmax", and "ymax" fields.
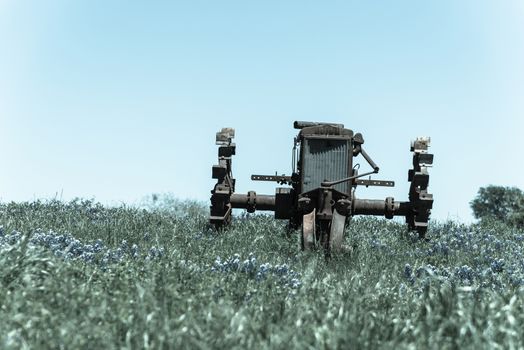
[{"xmin": 210, "ymin": 121, "xmax": 433, "ymax": 252}]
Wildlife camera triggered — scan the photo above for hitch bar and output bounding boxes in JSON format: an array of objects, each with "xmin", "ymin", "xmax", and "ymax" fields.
[
  {"xmin": 251, "ymin": 174, "xmax": 292, "ymax": 184},
  {"xmin": 321, "ymin": 170, "xmax": 376, "ymax": 187},
  {"xmin": 356, "ymin": 179, "xmax": 395, "ymax": 187}
]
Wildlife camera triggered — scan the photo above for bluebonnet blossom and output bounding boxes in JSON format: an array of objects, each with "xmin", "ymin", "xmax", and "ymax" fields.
[
  {"xmin": 490, "ymin": 258, "xmax": 505, "ymax": 273},
  {"xmin": 147, "ymin": 247, "xmax": 165, "ymax": 260},
  {"xmin": 456, "ymin": 265, "xmax": 474, "ymax": 282},
  {"xmin": 240, "ymin": 253, "xmax": 257, "ymax": 273},
  {"xmin": 212, "ymin": 253, "xmax": 301, "ymax": 290},
  {"xmin": 0, "ymin": 229, "xmax": 168, "ymax": 269},
  {"xmin": 404, "ymin": 264, "xmax": 413, "ymax": 280},
  {"xmin": 383, "ymin": 220, "xmax": 524, "ymax": 292},
  {"xmin": 131, "ymin": 244, "xmax": 140, "ymax": 259}
]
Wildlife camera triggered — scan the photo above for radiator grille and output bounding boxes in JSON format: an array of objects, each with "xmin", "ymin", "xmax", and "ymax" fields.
[{"xmin": 302, "ymin": 138, "xmax": 350, "ymax": 194}]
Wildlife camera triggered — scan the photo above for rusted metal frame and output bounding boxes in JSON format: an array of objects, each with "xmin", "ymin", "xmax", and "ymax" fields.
[
  {"xmin": 230, "ymin": 193, "xmax": 276, "ymax": 211},
  {"xmin": 297, "ymin": 187, "xmax": 349, "ymax": 214},
  {"xmin": 406, "ymin": 137, "xmax": 434, "ymax": 237},
  {"xmin": 210, "ymin": 128, "xmax": 237, "ymax": 227},
  {"xmin": 210, "ymin": 123, "xmax": 434, "ymax": 246},
  {"xmin": 316, "ymin": 187, "xmax": 335, "ymax": 221},
  {"xmin": 352, "ymin": 198, "xmax": 411, "ymax": 218}
]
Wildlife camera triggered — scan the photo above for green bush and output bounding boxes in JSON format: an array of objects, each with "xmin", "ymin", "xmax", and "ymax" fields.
[{"xmin": 470, "ymin": 185, "xmax": 524, "ymax": 228}]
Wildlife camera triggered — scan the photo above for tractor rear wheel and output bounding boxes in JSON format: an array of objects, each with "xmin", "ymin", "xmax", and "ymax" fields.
[
  {"xmin": 407, "ymin": 137, "xmax": 434, "ymax": 239},
  {"xmin": 329, "ymin": 209, "xmax": 346, "ymax": 253},
  {"xmin": 301, "ymin": 210, "xmax": 316, "ymax": 251}
]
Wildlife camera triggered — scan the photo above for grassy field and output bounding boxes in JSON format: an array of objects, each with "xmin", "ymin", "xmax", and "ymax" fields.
[{"xmin": 1, "ymin": 199, "xmax": 523, "ymax": 349}]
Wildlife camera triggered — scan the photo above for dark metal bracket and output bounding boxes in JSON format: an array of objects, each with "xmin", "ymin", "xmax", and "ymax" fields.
[{"xmin": 356, "ymin": 179, "xmax": 395, "ymax": 187}]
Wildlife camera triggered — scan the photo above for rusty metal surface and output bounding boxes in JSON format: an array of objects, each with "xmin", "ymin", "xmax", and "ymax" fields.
[
  {"xmin": 329, "ymin": 209, "xmax": 346, "ymax": 252},
  {"xmin": 352, "ymin": 198, "xmax": 411, "ymax": 217},
  {"xmin": 302, "ymin": 210, "xmax": 316, "ymax": 250},
  {"xmin": 230, "ymin": 193, "xmax": 276, "ymax": 211},
  {"xmin": 299, "ymin": 125, "xmax": 353, "ymax": 138},
  {"xmin": 293, "ymin": 121, "xmax": 344, "ymax": 129}
]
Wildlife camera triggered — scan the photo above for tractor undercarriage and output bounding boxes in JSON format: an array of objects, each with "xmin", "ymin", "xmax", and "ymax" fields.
[{"xmin": 210, "ymin": 122, "xmax": 433, "ymax": 253}]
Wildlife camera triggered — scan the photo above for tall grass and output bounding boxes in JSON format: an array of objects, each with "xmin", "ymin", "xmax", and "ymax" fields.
[{"xmin": 1, "ymin": 199, "xmax": 523, "ymax": 349}]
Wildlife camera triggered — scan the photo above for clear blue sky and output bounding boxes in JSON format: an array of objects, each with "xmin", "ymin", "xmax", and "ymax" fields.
[{"xmin": 1, "ymin": 1, "xmax": 523, "ymax": 222}]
